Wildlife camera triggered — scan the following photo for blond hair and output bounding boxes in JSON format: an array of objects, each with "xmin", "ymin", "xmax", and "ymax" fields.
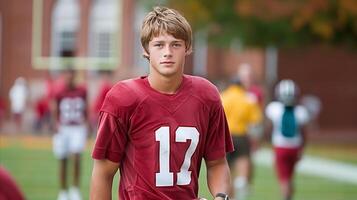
[{"xmin": 141, "ymin": 7, "xmax": 192, "ymax": 56}]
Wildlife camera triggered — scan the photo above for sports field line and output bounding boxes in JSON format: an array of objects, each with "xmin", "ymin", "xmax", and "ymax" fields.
[{"xmin": 254, "ymin": 148, "xmax": 357, "ymax": 185}]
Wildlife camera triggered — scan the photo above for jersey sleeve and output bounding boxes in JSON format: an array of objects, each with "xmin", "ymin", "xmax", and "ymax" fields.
[
  {"xmin": 204, "ymin": 100, "xmax": 234, "ymax": 161},
  {"xmin": 265, "ymin": 102, "xmax": 277, "ymax": 121},
  {"xmin": 296, "ymin": 105, "xmax": 310, "ymax": 125},
  {"xmin": 92, "ymin": 83, "xmax": 137, "ymax": 163},
  {"xmin": 91, "ymin": 112, "xmax": 128, "ymax": 163}
]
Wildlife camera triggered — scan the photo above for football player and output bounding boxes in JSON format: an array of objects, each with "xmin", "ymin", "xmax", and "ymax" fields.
[
  {"xmin": 52, "ymin": 69, "xmax": 88, "ymax": 200},
  {"xmin": 221, "ymin": 78, "xmax": 262, "ymax": 200},
  {"xmin": 265, "ymin": 79, "xmax": 310, "ymax": 200},
  {"xmin": 90, "ymin": 6, "xmax": 233, "ymax": 200}
]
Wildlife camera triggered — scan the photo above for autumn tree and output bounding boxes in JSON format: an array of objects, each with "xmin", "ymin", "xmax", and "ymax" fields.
[{"xmin": 166, "ymin": 0, "xmax": 357, "ymax": 48}]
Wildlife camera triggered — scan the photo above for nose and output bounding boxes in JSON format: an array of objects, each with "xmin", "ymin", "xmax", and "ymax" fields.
[{"xmin": 163, "ymin": 45, "xmax": 173, "ymax": 58}]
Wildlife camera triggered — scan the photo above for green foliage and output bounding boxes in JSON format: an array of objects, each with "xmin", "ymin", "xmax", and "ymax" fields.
[{"xmin": 164, "ymin": 0, "xmax": 357, "ymax": 48}]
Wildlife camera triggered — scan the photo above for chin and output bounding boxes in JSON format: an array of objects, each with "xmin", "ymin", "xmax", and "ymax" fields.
[
  {"xmin": 158, "ymin": 68, "xmax": 177, "ymax": 74},
  {"xmin": 159, "ymin": 70, "xmax": 179, "ymax": 77}
]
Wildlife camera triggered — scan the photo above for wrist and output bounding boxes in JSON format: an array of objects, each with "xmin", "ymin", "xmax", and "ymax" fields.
[{"xmin": 215, "ymin": 193, "xmax": 229, "ymax": 200}]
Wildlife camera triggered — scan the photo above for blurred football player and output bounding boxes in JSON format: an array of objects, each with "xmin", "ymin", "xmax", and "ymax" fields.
[
  {"xmin": 237, "ymin": 63, "xmax": 264, "ymax": 107},
  {"xmin": 90, "ymin": 6, "xmax": 233, "ymax": 200},
  {"xmin": 221, "ymin": 79, "xmax": 262, "ymax": 200},
  {"xmin": 265, "ymin": 79, "xmax": 310, "ymax": 200},
  {"xmin": 9, "ymin": 77, "xmax": 28, "ymax": 131},
  {"xmin": 52, "ymin": 69, "xmax": 88, "ymax": 200}
]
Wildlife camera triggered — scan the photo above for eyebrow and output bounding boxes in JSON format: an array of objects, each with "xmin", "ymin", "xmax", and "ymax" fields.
[{"xmin": 151, "ymin": 39, "xmax": 184, "ymax": 43}]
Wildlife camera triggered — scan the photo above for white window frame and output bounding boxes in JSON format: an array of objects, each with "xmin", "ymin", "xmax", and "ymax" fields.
[
  {"xmin": 88, "ymin": 0, "xmax": 119, "ymax": 70},
  {"xmin": 31, "ymin": 0, "xmax": 122, "ymax": 70},
  {"xmin": 50, "ymin": 0, "xmax": 80, "ymax": 69}
]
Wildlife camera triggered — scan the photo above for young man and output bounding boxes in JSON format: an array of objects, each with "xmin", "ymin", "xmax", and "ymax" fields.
[
  {"xmin": 221, "ymin": 79, "xmax": 262, "ymax": 200},
  {"xmin": 90, "ymin": 6, "xmax": 233, "ymax": 200},
  {"xmin": 266, "ymin": 79, "xmax": 310, "ymax": 200},
  {"xmin": 52, "ymin": 69, "xmax": 88, "ymax": 200}
]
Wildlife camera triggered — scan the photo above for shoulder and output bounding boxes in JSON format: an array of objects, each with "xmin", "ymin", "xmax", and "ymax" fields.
[
  {"xmin": 245, "ymin": 92, "xmax": 258, "ymax": 105},
  {"xmin": 295, "ymin": 105, "xmax": 310, "ymax": 123},
  {"xmin": 101, "ymin": 78, "xmax": 144, "ymax": 116},
  {"xmin": 188, "ymin": 75, "xmax": 221, "ymax": 102},
  {"xmin": 266, "ymin": 101, "xmax": 283, "ymax": 117},
  {"xmin": 266, "ymin": 101, "xmax": 282, "ymax": 110},
  {"xmin": 105, "ymin": 78, "xmax": 142, "ymax": 106}
]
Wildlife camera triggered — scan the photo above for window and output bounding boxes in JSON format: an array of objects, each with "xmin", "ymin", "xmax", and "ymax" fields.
[
  {"xmin": 51, "ymin": 0, "xmax": 80, "ymax": 69},
  {"xmin": 88, "ymin": 0, "xmax": 119, "ymax": 70}
]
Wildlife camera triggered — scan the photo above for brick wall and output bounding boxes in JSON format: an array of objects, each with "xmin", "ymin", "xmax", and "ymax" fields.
[{"xmin": 278, "ymin": 45, "xmax": 357, "ymax": 130}]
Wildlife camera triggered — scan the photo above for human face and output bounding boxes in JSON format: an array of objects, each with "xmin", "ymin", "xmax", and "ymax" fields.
[
  {"xmin": 63, "ymin": 70, "xmax": 75, "ymax": 89},
  {"xmin": 145, "ymin": 33, "xmax": 188, "ymax": 79}
]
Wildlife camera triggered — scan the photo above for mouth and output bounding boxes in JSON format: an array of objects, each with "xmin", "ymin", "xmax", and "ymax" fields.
[{"xmin": 160, "ymin": 61, "xmax": 175, "ymax": 65}]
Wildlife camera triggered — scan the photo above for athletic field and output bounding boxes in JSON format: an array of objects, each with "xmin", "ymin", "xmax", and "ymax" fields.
[{"xmin": 0, "ymin": 135, "xmax": 356, "ymax": 200}]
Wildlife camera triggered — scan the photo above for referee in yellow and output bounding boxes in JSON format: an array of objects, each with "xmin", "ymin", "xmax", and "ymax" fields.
[{"xmin": 221, "ymin": 78, "xmax": 262, "ymax": 200}]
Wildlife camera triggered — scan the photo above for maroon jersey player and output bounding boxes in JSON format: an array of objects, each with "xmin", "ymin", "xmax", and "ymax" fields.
[
  {"xmin": 90, "ymin": 7, "xmax": 233, "ymax": 200},
  {"xmin": 52, "ymin": 69, "xmax": 87, "ymax": 200}
]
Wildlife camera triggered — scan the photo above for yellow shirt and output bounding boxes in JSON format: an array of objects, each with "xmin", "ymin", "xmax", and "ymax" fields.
[{"xmin": 221, "ymin": 85, "xmax": 262, "ymax": 136}]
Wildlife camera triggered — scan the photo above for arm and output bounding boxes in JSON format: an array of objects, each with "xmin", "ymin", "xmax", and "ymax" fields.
[
  {"xmin": 298, "ymin": 126, "xmax": 307, "ymax": 160},
  {"xmin": 205, "ymin": 157, "xmax": 231, "ymax": 199},
  {"xmin": 90, "ymin": 159, "xmax": 119, "ymax": 200},
  {"xmin": 298, "ymin": 106, "xmax": 310, "ymax": 159},
  {"xmin": 247, "ymin": 102, "xmax": 264, "ymax": 152},
  {"xmin": 264, "ymin": 118, "xmax": 273, "ymax": 141}
]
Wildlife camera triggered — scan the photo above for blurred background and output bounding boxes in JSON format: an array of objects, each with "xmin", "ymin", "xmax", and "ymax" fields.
[{"xmin": 0, "ymin": 0, "xmax": 356, "ymax": 200}]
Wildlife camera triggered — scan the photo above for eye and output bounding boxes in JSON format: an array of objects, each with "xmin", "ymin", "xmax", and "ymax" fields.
[
  {"xmin": 173, "ymin": 43, "xmax": 182, "ymax": 48},
  {"xmin": 154, "ymin": 43, "xmax": 163, "ymax": 47}
]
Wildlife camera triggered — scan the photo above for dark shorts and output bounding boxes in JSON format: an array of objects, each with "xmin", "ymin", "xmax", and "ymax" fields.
[{"xmin": 227, "ymin": 135, "xmax": 251, "ymax": 165}]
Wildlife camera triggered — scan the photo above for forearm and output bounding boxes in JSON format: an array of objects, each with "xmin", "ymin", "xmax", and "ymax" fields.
[
  {"xmin": 206, "ymin": 158, "xmax": 231, "ymax": 198},
  {"xmin": 90, "ymin": 175, "xmax": 113, "ymax": 200},
  {"xmin": 90, "ymin": 160, "xmax": 118, "ymax": 200}
]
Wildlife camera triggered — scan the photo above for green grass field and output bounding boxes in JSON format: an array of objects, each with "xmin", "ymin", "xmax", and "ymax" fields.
[{"xmin": 0, "ymin": 135, "xmax": 356, "ymax": 200}]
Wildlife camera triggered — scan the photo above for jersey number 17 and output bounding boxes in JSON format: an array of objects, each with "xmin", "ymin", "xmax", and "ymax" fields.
[{"xmin": 155, "ymin": 126, "xmax": 199, "ymax": 187}]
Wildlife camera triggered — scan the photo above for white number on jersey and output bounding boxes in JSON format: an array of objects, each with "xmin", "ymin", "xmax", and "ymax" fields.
[
  {"xmin": 59, "ymin": 97, "xmax": 85, "ymax": 124},
  {"xmin": 155, "ymin": 126, "xmax": 199, "ymax": 187}
]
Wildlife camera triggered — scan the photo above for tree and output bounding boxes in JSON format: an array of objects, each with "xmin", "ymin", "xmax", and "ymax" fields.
[{"xmin": 167, "ymin": 0, "xmax": 357, "ymax": 48}]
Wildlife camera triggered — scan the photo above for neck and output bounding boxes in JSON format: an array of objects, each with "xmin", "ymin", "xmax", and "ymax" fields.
[{"xmin": 147, "ymin": 74, "xmax": 183, "ymax": 94}]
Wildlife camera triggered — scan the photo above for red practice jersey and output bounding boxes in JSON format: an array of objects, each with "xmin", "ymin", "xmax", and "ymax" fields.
[
  {"xmin": 92, "ymin": 75, "xmax": 233, "ymax": 200},
  {"xmin": 0, "ymin": 166, "xmax": 25, "ymax": 200},
  {"xmin": 56, "ymin": 86, "xmax": 87, "ymax": 125}
]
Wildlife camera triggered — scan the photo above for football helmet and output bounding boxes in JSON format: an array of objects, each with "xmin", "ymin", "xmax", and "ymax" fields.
[{"xmin": 275, "ymin": 79, "xmax": 299, "ymax": 106}]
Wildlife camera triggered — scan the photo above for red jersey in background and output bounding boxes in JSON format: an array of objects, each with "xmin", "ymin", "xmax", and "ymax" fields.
[{"xmin": 56, "ymin": 86, "xmax": 87, "ymax": 125}]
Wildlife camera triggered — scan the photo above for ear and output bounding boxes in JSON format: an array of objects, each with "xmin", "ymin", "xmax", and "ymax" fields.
[
  {"xmin": 142, "ymin": 50, "xmax": 150, "ymax": 60},
  {"xmin": 185, "ymin": 47, "xmax": 193, "ymax": 56}
]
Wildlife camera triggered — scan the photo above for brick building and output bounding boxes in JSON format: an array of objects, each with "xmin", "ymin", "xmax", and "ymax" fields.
[{"xmin": 0, "ymin": 0, "xmax": 356, "ymax": 134}]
